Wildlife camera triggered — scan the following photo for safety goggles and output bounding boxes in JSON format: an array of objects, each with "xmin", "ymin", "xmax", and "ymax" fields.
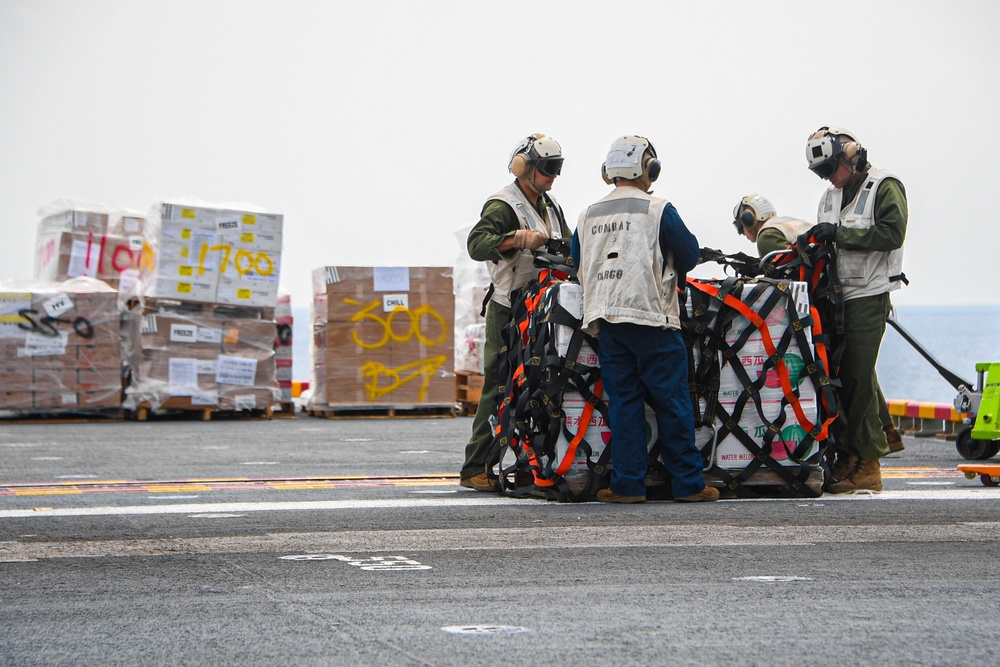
[
  {"xmin": 535, "ymin": 156, "xmax": 564, "ymax": 177},
  {"xmin": 808, "ymin": 155, "xmax": 840, "ymax": 180}
]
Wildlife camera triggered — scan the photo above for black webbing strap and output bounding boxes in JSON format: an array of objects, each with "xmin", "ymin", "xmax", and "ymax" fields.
[{"xmin": 685, "ymin": 278, "xmax": 829, "ymax": 498}]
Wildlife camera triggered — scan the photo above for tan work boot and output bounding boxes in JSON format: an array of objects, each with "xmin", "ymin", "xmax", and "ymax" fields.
[
  {"xmin": 826, "ymin": 457, "xmax": 882, "ymax": 493},
  {"xmin": 830, "ymin": 452, "xmax": 859, "ymax": 483},
  {"xmin": 675, "ymin": 486, "xmax": 720, "ymax": 503},
  {"xmin": 595, "ymin": 488, "xmax": 646, "ymax": 504},
  {"xmin": 459, "ymin": 473, "xmax": 497, "ymax": 492},
  {"xmin": 885, "ymin": 425, "xmax": 905, "ymax": 453}
]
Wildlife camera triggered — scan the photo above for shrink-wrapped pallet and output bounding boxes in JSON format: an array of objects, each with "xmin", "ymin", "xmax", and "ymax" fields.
[
  {"xmin": 0, "ymin": 277, "xmax": 122, "ymax": 415},
  {"xmin": 139, "ymin": 201, "xmax": 282, "ymax": 309},
  {"xmin": 309, "ymin": 266, "xmax": 454, "ymax": 411},
  {"xmin": 123, "ymin": 298, "xmax": 278, "ymax": 412}
]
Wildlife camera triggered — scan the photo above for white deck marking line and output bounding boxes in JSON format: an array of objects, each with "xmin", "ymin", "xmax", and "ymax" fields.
[
  {"xmin": 3, "ymin": 521, "xmax": 1000, "ymax": 561},
  {"xmin": 2, "ymin": 487, "xmax": 1000, "ymax": 519}
]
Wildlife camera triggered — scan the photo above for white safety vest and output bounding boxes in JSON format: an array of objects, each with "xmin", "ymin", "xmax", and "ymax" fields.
[
  {"xmin": 485, "ymin": 183, "xmax": 563, "ymax": 308},
  {"xmin": 818, "ymin": 168, "xmax": 905, "ymax": 300},
  {"xmin": 577, "ymin": 188, "xmax": 680, "ymax": 335},
  {"xmin": 759, "ymin": 216, "xmax": 811, "ymax": 243}
]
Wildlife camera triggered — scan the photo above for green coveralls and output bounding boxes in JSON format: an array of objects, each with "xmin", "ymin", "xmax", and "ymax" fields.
[
  {"xmin": 757, "ymin": 223, "xmax": 897, "ymax": 436},
  {"xmin": 829, "ymin": 170, "xmax": 908, "ymax": 460},
  {"xmin": 460, "ymin": 182, "xmax": 572, "ymax": 481}
]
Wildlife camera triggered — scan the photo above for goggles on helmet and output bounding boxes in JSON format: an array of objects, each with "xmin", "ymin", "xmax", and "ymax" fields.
[
  {"xmin": 535, "ymin": 156, "xmax": 563, "ymax": 177},
  {"xmin": 808, "ymin": 155, "xmax": 841, "ymax": 179},
  {"xmin": 806, "ymin": 133, "xmax": 844, "ymax": 179}
]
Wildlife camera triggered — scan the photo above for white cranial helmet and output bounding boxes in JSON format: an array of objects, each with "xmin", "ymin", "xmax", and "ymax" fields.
[
  {"xmin": 508, "ymin": 133, "xmax": 564, "ymax": 177},
  {"xmin": 732, "ymin": 194, "xmax": 776, "ymax": 235},
  {"xmin": 601, "ymin": 135, "xmax": 661, "ymax": 193},
  {"xmin": 806, "ymin": 126, "xmax": 865, "ymax": 178}
]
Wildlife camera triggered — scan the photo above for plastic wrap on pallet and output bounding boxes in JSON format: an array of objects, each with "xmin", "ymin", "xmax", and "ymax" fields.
[
  {"xmin": 0, "ymin": 276, "xmax": 122, "ymax": 414},
  {"xmin": 122, "ymin": 299, "xmax": 278, "ymax": 412},
  {"xmin": 34, "ymin": 199, "xmax": 146, "ymax": 303},
  {"xmin": 307, "ymin": 266, "xmax": 455, "ymax": 412},
  {"xmin": 138, "ymin": 199, "xmax": 283, "ymax": 309},
  {"xmin": 452, "ymin": 226, "xmax": 491, "ymax": 374}
]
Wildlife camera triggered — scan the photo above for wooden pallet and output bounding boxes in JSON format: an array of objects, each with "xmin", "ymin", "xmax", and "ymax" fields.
[
  {"xmin": 704, "ymin": 465, "xmax": 825, "ymax": 498},
  {"xmin": 127, "ymin": 404, "xmax": 274, "ymax": 422},
  {"xmin": 305, "ymin": 404, "xmax": 456, "ymax": 419},
  {"xmin": 456, "ymin": 373, "xmax": 484, "ymax": 417},
  {"xmin": 272, "ymin": 401, "xmax": 298, "ymax": 419},
  {"xmin": 0, "ymin": 408, "xmax": 124, "ymax": 424}
]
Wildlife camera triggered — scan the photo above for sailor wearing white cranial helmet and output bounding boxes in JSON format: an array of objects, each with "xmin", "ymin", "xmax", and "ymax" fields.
[
  {"xmin": 460, "ymin": 132, "xmax": 571, "ymax": 492},
  {"xmin": 508, "ymin": 133, "xmax": 564, "ymax": 195},
  {"xmin": 799, "ymin": 123, "xmax": 909, "ymax": 494},
  {"xmin": 601, "ymin": 135, "xmax": 661, "ymax": 193},
  {"xmin": 571, "ymin": 133, "xmax": 717, "ymax": 504},
  {"xmin": 732, "ymin": 194, "xmax": 811, "ymax": 257}
]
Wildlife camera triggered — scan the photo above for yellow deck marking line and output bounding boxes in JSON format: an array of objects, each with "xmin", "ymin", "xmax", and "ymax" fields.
[{"xmin": 0, "ymin": 475, "xmax": 461, "ymax": 497}]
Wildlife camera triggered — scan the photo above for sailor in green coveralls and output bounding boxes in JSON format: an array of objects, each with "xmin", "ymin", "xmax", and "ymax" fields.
[
  {"xmin": 459, "ymin": 134, "xmax": 572, "ymax": 491},
  {"xmin": 802, "ymin": 126, "xmax": 908, "ymax": 493}
]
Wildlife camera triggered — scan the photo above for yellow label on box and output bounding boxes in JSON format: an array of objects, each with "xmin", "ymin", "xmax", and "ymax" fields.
[
  {"xmin": 242, "ymin": 214, "xmax": 256, "ymax": 225},
  {"xmin": 181, "ymin": 247, "xmax": 189, "ymax": 258},
  {"xmin": 181, "ymin": 229, "xmax": 191, "ymax": 239},
  {"xmin": 237, "ymin": 289, "xmax": 251, "ymax": 299},
  {"xmin": 240, "ymin": 232, "xmax": 254, "ymax": 243},
  {"xmin": 178, "ymin": 283, "xmax": 192, "ymax": 293},
  {"xmin": 182, "ymin": 209, "xmax": 196, "ymax": 219},
  {"xmin": 178, "ymin": 266, "xmax": 193, "ymax": 277}
]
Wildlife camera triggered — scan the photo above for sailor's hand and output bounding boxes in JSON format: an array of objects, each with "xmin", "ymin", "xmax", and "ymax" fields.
[
  {"xmin": 512, "ymin": 229, "xmax": 547, "ymax": 250},
  {"xmin": 803, "ymin": 222, "xmax": 837, "ymax": 244}
]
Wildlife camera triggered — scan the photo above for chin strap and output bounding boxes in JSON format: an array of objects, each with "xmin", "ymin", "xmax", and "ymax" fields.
[{"xmin": 521, "ymin": 171, "xmax": 541, "ymax": 197}]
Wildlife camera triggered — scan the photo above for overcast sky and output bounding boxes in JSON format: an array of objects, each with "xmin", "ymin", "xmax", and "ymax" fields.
[{"xmin": 2, "ymin": 0, "xmax": 997, "ymax": 308}]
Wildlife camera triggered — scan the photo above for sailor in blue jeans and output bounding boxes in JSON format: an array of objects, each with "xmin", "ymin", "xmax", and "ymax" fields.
[
  {"xmin": 598, "ymin": 322, "xmax": 706, "ymax": 499},
  {"xmin": 572, "ymin": 135, "xmax": 718, "ymax": 503}
]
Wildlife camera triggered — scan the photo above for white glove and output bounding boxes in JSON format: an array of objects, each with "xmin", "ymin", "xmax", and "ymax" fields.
[{"xmin": 512, "ymin": 229, "xmax": 547, "ymax": 250}]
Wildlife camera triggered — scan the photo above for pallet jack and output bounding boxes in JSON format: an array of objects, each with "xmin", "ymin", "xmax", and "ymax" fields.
[{"xmin": 887, "ymin": 318, "xmax": 1000, "ymax": 485}]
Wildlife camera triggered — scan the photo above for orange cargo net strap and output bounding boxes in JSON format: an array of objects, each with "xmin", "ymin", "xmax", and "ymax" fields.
[{"xmin": 686, "ymin": 279, "xmax": 834, "ymax": 441}]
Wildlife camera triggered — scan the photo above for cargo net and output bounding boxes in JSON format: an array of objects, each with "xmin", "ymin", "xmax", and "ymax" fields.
[
  {"xmin": 683, "ymin": 276, "xmax": 838, "ymax": 497},
  {"xmin": 490, "ymin": 265, "xmax": 620, "ymax": 502},
  {"xmin": 489, "ymin": 259, "xmax": 839, "ymax": 501}
]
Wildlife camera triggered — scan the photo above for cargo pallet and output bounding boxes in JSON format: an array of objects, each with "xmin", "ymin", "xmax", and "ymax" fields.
[
  {"xmin": 456, "ymin": 372, "xmax": 484, "ymax": 417},
  {"xmin": 272, "ymin": 401, "xmax": 298, "ymax": 419},
  {"xmin": 704, "ymin": 466, "xmax": 825, "ymax": 498},
  {"xmin": 305, "ymin": 404, "xmax": 456, "ymax": 419},
  {"xmin": 127, "ymin": 404, "xmax": 274, "ymax": 422},
  {"xmin": 0, "ymin": 408, "xmax": 124, "ymax": 424}
]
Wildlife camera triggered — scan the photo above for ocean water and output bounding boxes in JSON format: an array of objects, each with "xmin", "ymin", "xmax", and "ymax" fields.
[
  {"xmin": 290, "ymin": 304, "xmax": 1000, "ymax": 405},
  {"xmin": 876, "ymin": 304, "xmax": 1000, "ymax": 403}
]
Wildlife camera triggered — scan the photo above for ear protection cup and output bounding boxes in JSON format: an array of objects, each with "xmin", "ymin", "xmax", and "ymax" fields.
[
  {"xmin": 740, "ymin": 210, "xmax": 755, "ymax": 227},
  {"xmin": 645, "ymin": 154, "xmax": 661, "ymax": 183},
  {"xmin": 509, "ymin": 133, "xmax": 546, "ymax": 177},
  {"xmin": 601, "ymin": 163, "xmax": 613, "ymax": 185},
  {"xmin": 510, "ymin": 152, "xmax": 530, "ymax": 177}
]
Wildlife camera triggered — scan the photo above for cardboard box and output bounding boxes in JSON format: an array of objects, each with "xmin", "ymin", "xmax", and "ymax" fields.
[
  {"xmin": 78, "ymin": 388, "xmax": 122, "ymax": 409},
  {"xmin": 39, "ymin": 210, "xmax": 109, "ymax": 235},
  {"xmin": 35, "ymin": 230, "xmax": 140, "ymax": 286},
  {"xmin": 0, "ymin": 391, "xmax": 33, "ymax": 410},
  {"xmin": 143, "ymin": 204, "xmax": 284, "ymax": 307}
]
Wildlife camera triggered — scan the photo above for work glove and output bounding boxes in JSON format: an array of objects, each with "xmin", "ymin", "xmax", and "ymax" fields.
[
  {"xmin": 800, "ymin": 222, "xmax": 838, "ymax": 245},
  {"xmin": 512, "ymin": 229, "xmax": 547, "ymax": 250}
]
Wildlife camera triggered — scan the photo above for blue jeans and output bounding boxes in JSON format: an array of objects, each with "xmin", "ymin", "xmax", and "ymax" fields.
[{"xmin": 598, "ymin": 322, "xmax": 705, "ymax": 498}]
